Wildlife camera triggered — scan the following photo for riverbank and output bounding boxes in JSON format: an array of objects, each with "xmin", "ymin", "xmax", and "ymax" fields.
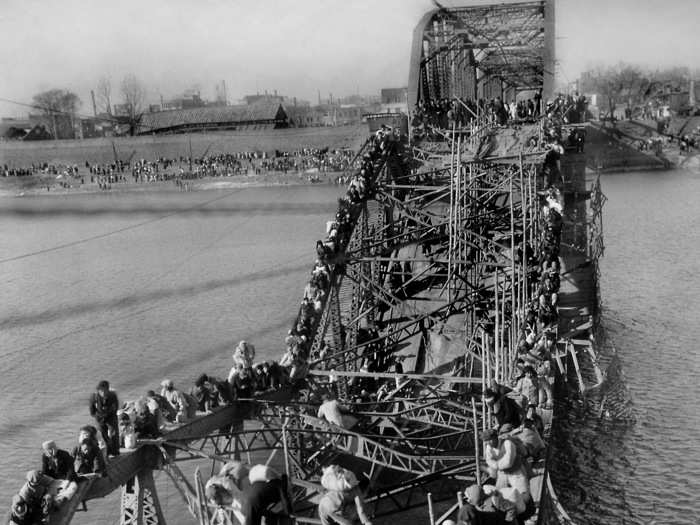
[
  {"xmin": 0, "ymin": 170, "xmax": 344, "ymax": 198},
  {"xmin": 0, "ymin": 125, "xmax": 366, "ymax": 166},
  {"xmin": 584, "ymin": 115, "xmax": 700, "ymax": 173},
  {"xmin": 0, "ymin": 125, "xmax": 365, "ymax": 197}
]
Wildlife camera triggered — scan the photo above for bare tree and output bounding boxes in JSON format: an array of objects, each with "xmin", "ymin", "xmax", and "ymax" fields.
[
  {"xmin": 97, "ymin": 76, "xmax": 112, "ymax": 115},
  {"xmin": 120, "ymin": 74, "xmax": 146, "ymax": 135},
  {"xmin": 32, "ymin": 89, "xmax": 82, "ymax": 139},
  {"xmin": 585, "ymin": 63, "xmax": 645, "ymax": 125}
]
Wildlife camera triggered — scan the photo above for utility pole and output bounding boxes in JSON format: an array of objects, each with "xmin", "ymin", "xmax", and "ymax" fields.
[{"xmin": 690, "ymin": 77, "xmax": 696, "ymax": 108}]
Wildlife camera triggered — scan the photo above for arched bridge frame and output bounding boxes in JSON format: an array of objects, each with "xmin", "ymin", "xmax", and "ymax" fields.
[{"xmin": 408, "ymin": 0, "xmax": 556, "ymax": 109}]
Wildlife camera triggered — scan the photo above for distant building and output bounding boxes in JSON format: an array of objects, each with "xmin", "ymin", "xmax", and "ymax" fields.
[
  {"xmin": 23, "ymin": 124, "xmax": 53, "ymax": 141},
  {"xmin": 27, "ymin": 112, "xmax": 76, "ymax": 139},
  {"xmin": 380, "ymin": 87, "xmax": 408, "ymax": 114},
  {"xmin": 331, "ymin": 105, "xmax": 364, "ymax": 126},
  {"xmin": 80, "ymin": 115, "xmax": 118, "ymax": 138},
  {"xmin": 137, "ymin": 102, "xmax": 288, "ymax": 134},
  {"xmin": 381, "ymin": 88, "xmax": 407, "ymax": 104},
  {"xmin": 1, "ymin": 114, "xmax": 81, "ymax": 140},
  {"xmin": 113, "ymin": 103, "xmax": 133, "ymax": 117},
  {"xmin": 284, "ymin": 105, "xmax": 325, "ymax": 127},
  {"xmin": 243, "ymin": 92, "xmax": 285, "ymax": 105},
  {"xmin": 0, "ymin": 118, "xmax": 33, "ymax": 139},
  {"xmin": 161, "ymin": 92, "xmax": 206, "ymax": 111}
]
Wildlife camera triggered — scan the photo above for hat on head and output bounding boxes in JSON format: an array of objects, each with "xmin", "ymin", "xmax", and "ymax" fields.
[
  {"xmin": 464, "ymin": 484, "xmax": 483, "ymax": 504},
  {"xmin": 482, "ymin": 484, "xmax": 497, "ymax": 496},
  {"xmin": 483, "ymin": 388, "xmax": 498, "ymax": 403},
  {"xmin": 42, "ymin": 440, "xmax": 56, "ymax": 452},
  {"xmin": 219, "ymin": 461, "xmax": 249, "ymax": 481},
  {"xmin": 97, "ymin": 380, "xmax": 110, "ymax": 390},
  {"xmin": 25, "ymin": 470, "xmax": 41, "ymax": 485},
  {"xmin": 161, "ymin": 379, "xmax": 173, "ymax": 388}
]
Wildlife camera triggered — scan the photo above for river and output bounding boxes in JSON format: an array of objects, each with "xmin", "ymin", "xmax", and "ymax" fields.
[
  {"xmin": 1, "ymin": 171, "xmax": 698, "ymax": 524},
  {"xmin": 0, "ymin": 185, "xmax": 342, "ymax": 524},
  {"xmin": 551, "ymin": 167, "xmax": 700, "ymax": 525}
]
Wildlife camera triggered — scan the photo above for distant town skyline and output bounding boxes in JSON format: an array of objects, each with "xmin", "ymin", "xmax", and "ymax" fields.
[{"xmin": 1, "ymin": 0, "xmax": 698, "ymax": 118}]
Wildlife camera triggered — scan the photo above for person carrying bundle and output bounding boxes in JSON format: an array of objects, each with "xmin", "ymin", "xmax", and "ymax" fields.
[{"xmin": 317, "ymin": 465, "xmax": 372, "ymax": 525}]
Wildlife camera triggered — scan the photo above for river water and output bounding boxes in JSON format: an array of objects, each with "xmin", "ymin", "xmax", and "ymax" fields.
[
  {"xmin": 0, "ymin": 185, "xmax": 342, "ymax": 524},
  {"xmin": 1, "ymin": 171, "xmax": 698, "ymax": 524},
  {"xmin": 551, "ymin": 167, "xmax": 700, "ymax": 525}
]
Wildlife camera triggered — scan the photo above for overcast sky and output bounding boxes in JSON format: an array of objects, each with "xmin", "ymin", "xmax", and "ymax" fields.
[{"xmin": 0, "ymin": 0, "xmax": 698, "ymax": 117}]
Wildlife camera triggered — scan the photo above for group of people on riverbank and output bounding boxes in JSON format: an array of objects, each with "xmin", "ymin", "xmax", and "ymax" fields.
[{"xmin": 1, "ymin": 146, "xmax": 358, "ymax": 193}]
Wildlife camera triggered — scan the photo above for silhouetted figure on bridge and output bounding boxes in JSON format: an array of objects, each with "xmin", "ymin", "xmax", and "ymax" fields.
[{"xmin": 89, "ymin": 380, "xmax": 120, "ymax": 457}]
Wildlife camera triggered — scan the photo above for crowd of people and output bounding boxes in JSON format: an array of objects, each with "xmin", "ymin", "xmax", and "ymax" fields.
[
  {"xmin": 444, "ymin": 140, "xmax": 565, "ymax": 525},
  {"xmin": 412, "ymin": 91, "xmax": 590, "ymax": 143},
  {"xmin": 6, "ymin": 102, "xmax": 571, "ymax": 524},
  {"xmin": 201, "ymin": 460, "xmax": 372, "ymax": 525},
  {"xmin": 204, "ymin": 462, "xmax": 293, "ymax": 525},
  {"xmin": 7, "ymin": 431, "xmax": 106, "ymax": 525},
  {"xmin": 277, "ymin": 124, "xmax": 406, "ymax": 384},
  {"xmin": 444, "ymin": 187, "xmax": 562, "ymax": 525},
  {"xmin": 411, "ymin": 92, "xmax": 545, "ymax": 138},
  {"xmin": 5, "ymin": 125, "xmax": 406, "ymax": 525},
  {"xmin": 1, "ymin": 146, "xmax": 358, "ymax": 190}
]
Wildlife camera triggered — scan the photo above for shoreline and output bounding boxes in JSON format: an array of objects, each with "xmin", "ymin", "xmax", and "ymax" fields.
[{"xmin": 0, "ymin": 171, "xmax": 345, "ymax": 199}]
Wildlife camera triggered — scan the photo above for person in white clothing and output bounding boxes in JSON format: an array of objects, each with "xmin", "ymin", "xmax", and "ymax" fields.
[
  {"xmin": 481, "ymin": 428, "xmax": 531, "ymax": 502},
  {"xmin": 317, "ymin": 394, "xmax": 358, "ymax": 430},
  {"xmin": 483, "ymin": 484, "xmax": 526, "ymax": 523},
  {"xmin": 160, "ymin": 379, "xmax": 189, "ymax": 423}
]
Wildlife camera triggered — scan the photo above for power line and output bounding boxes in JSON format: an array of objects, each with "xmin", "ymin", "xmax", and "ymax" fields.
[{"xmin": 0, "ymin": 187, "xmax": 244, "ymax": 265}]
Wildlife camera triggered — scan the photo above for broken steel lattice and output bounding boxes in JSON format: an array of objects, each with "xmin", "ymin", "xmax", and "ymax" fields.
[
  {"xmin": 115, "ymin": 125, "xmax": 549, "ymax": 525},
  {"xmin": 47, "ymin": 124, "xmax": 552, "ymax": 525},
  {"xmin": 44, "ymin": 2, "xmax": 563, "ymax": 523}
]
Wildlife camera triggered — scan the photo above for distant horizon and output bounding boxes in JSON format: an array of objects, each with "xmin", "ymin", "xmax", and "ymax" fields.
[{"xmin": 1, "ymin": 0, "xmax": 698, "ymax": 118}]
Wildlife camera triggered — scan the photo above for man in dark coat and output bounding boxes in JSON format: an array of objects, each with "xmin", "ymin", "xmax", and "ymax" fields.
[
  {"xmin": 7, "ymin": 493, "xmax": 42, "ymax": 525},
  {"xmin": 242, "ymin": 475, "xmax": 292, "ymax": 525},
  {"xmin": 72, "ymin": 438, "xmax": 106, "ymax": 477},
  {"xmin": 89, "ymin": 380, "xmax": 120, "ymax": 456},
  {"xmin": 484, "ymin": 388, "xmax": 522, "ymax": 429}
]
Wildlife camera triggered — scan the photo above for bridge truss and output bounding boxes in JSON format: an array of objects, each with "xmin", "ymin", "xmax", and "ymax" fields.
[
  {"xmin": 47, "ymin": 123, "xmax": 551, "ymax": 525},
  {"xmin": 49, "ymin": 130, "xmax": 552, "ymax": 525},
  {"xmin": 408, "ymin": 0, "xmax": 556, "ymax": 108},
  {"xmin": 139, "ymin": 122, "xmax": 551, "ymax": 525},
  {"xmin": 48, "ymin": 4, "xmax": 562, "ymax": 525}
]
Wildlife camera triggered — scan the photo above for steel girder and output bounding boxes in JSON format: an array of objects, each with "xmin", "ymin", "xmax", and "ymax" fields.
[{"xmin": 408, "ymin": 1, "xmax": 555, "ymax": 107}]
